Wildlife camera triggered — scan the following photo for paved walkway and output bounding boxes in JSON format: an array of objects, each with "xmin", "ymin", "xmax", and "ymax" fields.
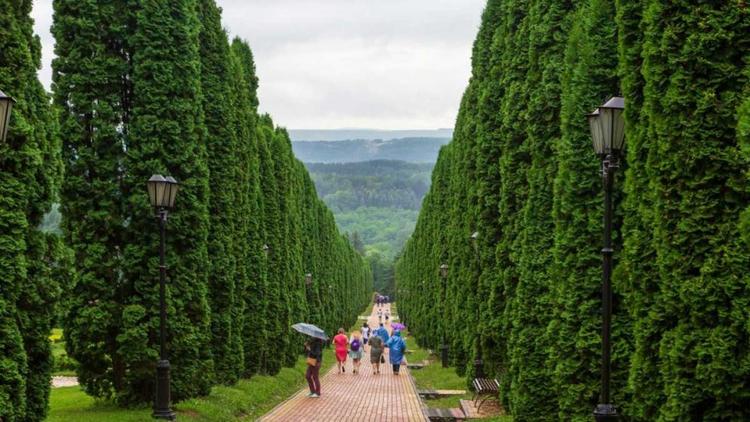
[{"xmin": 260, "ymin": 303, "xmax": 427, "ymax": 421}]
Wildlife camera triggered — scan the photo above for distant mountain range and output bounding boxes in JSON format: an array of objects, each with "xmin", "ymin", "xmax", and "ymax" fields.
[
  {"xmin": 288, "ymin": 128, "xmax": 453, "ymax": 142},
  {"xmin": 292, "ymin": 137, "xmax": 450, "ymax": 163}
]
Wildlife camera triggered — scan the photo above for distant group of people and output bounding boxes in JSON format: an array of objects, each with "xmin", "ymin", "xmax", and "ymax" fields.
[
  {"xmin": 375, "ymin": 294, "xmax": 390, "ymax": 307},
  {"xmin": 377, "ymin": 308, "xmax": 390, "ymax": 324},
  {"xmin": 303, "ymin": 308, "xmax": 407, "ymax": 398}
]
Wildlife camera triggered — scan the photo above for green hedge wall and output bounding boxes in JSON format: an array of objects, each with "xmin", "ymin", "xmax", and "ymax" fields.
[
  {"xmin": 0, "ymin": 0, "xmax": 63, "ymax": 420},
  {"xmin": 53, "ymin": 0, "xmax": 371, "ymax": 406},
  {"xmin": 396, "ymin": 0, "xmax": 750, "ymax": 420}
]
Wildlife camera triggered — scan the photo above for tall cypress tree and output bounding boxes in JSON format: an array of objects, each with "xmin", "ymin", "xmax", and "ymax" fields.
[
  {"xmin": 122, "ymin": 0, "xmax": 213, "ymax": 403},
  {"xmin": 229, "ymin": 38, "xmax": 267, "ymax": 377},
  {"xmin": 0, "ymin": 0, "xmax": 62, "ymax": 420},
  {"xmin": 197, "ymin": 0, "xmax": 242, "ymax": 385},
  {"xmin": 630, "ymin": 2, "xmax": 750, "ymax": 419},
  {"xmin": 546, "ymin": 0, "xmax": 621, "ymax": 419},
  {"xmin": 53, "ymin": 0, "xmax": 133, "ymax": 401}
]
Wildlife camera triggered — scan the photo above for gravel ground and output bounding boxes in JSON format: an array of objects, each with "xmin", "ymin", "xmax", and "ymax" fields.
[{"xmin": 51, "ymin": 376, "xmax": 79, "ymax": 388}]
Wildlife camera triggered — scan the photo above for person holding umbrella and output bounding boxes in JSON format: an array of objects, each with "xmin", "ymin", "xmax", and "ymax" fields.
[
  {"xmin": 304, "ymin": 337, "xmax": 323, "ymax": 397},
  {"xmin": 292, "ymin": 323, "xmax": 328, "ymax": 398}
]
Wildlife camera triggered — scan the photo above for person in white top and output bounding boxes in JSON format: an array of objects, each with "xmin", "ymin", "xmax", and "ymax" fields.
[{"xmin": 361, "ymin": 322, "xmax": 371, "ymax": 350}]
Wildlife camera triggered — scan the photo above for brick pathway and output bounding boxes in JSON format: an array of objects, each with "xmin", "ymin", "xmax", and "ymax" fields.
[{"xmin": 260, "ymin": 303, "xmax": 427, "ymax": 421}]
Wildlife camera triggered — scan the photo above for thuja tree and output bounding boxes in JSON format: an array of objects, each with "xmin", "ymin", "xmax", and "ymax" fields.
[
  {"xmin": 546, "ymin": 0, "xmax": 623, "ymax": 419},
  {"xmin": 122, "ymin": 0, "xmax": 213, "ymax": 402},
  {"xmin": 622, "ymin": 1, "xmax": 750, "ymax": 419},
  {"xmin": 507, "ymin": 1, "xmax": 575, "ymax": 417},
  {"xmin": 53, "ymin": 0, "xmax": 132, "ymax": 401},
  {"xmin": 198, "ymin": 0, "xmax": 243, "ymax": 384},
  {"xmin": 397, "ymin": 0, "xmax": 750, "ymax": 420},
  {"xmin": 53, "ymin": 0, "xmax": 372, "ymax": 404},
  {"xmin": 229, "ymin": 38, "xmax": 266, "ymax": 377},
  {"xmin": 0, "ymin": 0, "xmax": 62, "ymax": 420}
]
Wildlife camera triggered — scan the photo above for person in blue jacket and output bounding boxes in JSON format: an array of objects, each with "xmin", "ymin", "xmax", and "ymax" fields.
[
  {"xmin": 386, "ymin": 330, "xmax": 406, "ymax": 375},
  {"xmin": 376, "ymin": 322, "xmax": 389, "ymax": 344}
]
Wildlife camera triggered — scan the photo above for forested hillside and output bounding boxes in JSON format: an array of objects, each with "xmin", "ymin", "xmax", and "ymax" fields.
[
  {"xmin": 396, "ymin": 1, "xmax": 750, "ymax": 421},
  {"xmin": 0, "ymin": 0, "xmax": 376, "ymax": 414},
  {"xmin": 307, "ymin": 161, "xmax": 432, "ymax": 212},
  {"xmin": 292, "ymin": 137, "xmax": 450, "ymax": 163},
  {"xmin": 306, "ymin": 161, "xmax": 433, "ymax": 296}
]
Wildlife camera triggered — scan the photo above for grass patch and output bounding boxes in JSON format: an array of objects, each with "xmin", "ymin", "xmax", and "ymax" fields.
[
  {"xmin": 48, "ymin": 349, "xmax": 337, "ymax": 422},
  {"xmin": 404, "ymin": 333, "xmax": 512, "ymax": 421},
  {"xmin": 47, "ymin": 307, "xmax": 366, "ymax": 421},
  {"xmin": 50, "ymin": 328, "xmax": 78, "ymax": 376}
]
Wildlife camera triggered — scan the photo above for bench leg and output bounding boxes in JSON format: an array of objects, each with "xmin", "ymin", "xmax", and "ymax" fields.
[{"xmin": 477, "ymin": 395, "xmax": 489, "ymax": 411}]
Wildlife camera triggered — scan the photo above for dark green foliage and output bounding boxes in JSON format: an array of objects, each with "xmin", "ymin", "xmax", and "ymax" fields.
[
  {"xmin": 623, "ymin": 2, "xmax": 750, "ymax": 419},
  {"xmin": 198, "ymin": 0, "xmax": 243, "ymax": 385},
  {"xmin": 0, "ymin": 0, "xmax": 63, "ymax": 420},
  {"xmin": 123, "ymin": 0, "xmax": 214, "ymax": 403},
  {"xmin": 53, "ymin": 0, "xmax": 370, "ymax": 407},
  {"xmin": 546, "ymin": 0, "xmax": 622, "ymax": 419},
  {"xmin": 397, "ymin": 0, "xmax": 750, "ymax": 420}
]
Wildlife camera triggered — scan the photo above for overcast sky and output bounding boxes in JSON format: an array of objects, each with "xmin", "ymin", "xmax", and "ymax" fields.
[{"xmin": 31, "ymin": 0, "xmax": 485, "ymax": 130}]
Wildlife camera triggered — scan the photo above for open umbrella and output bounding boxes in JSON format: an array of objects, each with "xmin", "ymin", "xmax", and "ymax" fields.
[
  {"xmin": 292, "ymin": 322, "xmax": 329, "ymax": 340},
  {"xmin": 391, "ymin": 322, "xmax": 406, "ymax": 331}
]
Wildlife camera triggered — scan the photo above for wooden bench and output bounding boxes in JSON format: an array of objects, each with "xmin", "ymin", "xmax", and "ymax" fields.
[
  {"xmin": 471, "ymin": 378, "xmax": 499, "ymax": 411},
  {"xmin": 425, "ymin": 407, "xmax": 466, "ymax": 421}
]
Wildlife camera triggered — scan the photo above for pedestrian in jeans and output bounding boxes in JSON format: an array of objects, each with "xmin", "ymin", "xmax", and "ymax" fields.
[{"xmin": 305, "ymin": 338, "xmax": 323, "ymax": 397}]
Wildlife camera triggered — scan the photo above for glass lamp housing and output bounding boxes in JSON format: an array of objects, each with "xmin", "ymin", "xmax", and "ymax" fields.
[{"xmin": 0, "ymin": 90, "xmax": 16, "ymax": 143}]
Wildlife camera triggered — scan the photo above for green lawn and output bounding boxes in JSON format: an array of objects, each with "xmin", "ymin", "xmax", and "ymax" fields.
[
  {"xmin": 50, "ymin": 328, "xmax": 77, "ymax": 376},
  {"xmin": 48, "ymin": 349, "xmax": 337, "ymax": 422},
  {"xmin": 403, "ymin": 332, "xmax": 512, "ymax": 421}
]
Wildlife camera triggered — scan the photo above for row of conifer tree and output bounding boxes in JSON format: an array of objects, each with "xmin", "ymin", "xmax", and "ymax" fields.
[
  {"xmin": 396, "ymin": 0, "xmax": 749, "ymax": 421},
  {"xmin": 0, "ymin": 1, "xmax": 372, "ymax": 420}
]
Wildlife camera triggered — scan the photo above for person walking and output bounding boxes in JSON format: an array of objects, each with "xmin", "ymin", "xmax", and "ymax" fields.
[
  {"xmin": 332, "ymin": 328, "xmax": 349, "ymax": 373},
  {"xmin": 349, "ymin": 331, "xmax": 363, "ymax": 374},
  {"xmin": 375, "ymin": 322, "xmax": 390, "ymax": 344},
  {"xmin": 386, "ymin": 330, "xmax": 407, "ymax": 375},
  {"xmin": 368, "ymin": 333, "xmax": 384, "ymax": 375},
  {"xmin": 361, "ymin": 322, "xmax": 370, "ymax": 348},
  {"xmin": 304, "ymin": 338, "xmax": 323, "ymax": 398}
]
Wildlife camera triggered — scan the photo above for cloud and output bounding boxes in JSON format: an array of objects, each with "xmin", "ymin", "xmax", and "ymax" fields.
[{"xmin": 31, "ymin": 0, "xmax": 485, "ymax": 130}]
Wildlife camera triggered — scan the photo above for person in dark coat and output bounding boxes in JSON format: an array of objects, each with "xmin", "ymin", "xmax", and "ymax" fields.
[{"xmin": 305, "ymin": 338, "xmax": 323, "ymax": 397}]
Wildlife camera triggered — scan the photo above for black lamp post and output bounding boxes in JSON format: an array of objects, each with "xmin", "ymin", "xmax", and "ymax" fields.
[
  {"xmin": 147, "ymin": 174, "xmax": 179, "ymax": 421},
  {"xmin": 470, "ymin": 231, "xmax": 484, "ymax": 378},
  {"xmin": 439, "ymin": 263, "xmax": 449, "ymax": 368},
  {"xmin": 0, "ymin": 90, "xmax": 16, "ymax": 143},
  {"xmin": 587, "ymin": 97, "xmax": 625, "ymax": 422}
]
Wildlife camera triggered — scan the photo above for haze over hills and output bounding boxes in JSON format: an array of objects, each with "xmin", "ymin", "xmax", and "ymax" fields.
[
  {"xmin": 289, "ymin": 128, "xmax": 453, "ymax": 142},
  {"xmin": 292, "ymin": 137, "xmax": 450, "ymax": 163}
]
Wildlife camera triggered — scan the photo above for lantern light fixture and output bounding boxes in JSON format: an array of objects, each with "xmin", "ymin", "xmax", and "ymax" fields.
[
  {"xmin": 0, "ymin": 89, "xmax": 16, "ymax": 143},
  {"xmin": 588, "ymin": 97, "xmax": 625, "ymax": 158}
]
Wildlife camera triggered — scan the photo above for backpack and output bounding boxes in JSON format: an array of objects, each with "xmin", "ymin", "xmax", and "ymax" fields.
[{"xmin": 351, "ymin": 338, "xmax": 361, "ymax": 351}]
